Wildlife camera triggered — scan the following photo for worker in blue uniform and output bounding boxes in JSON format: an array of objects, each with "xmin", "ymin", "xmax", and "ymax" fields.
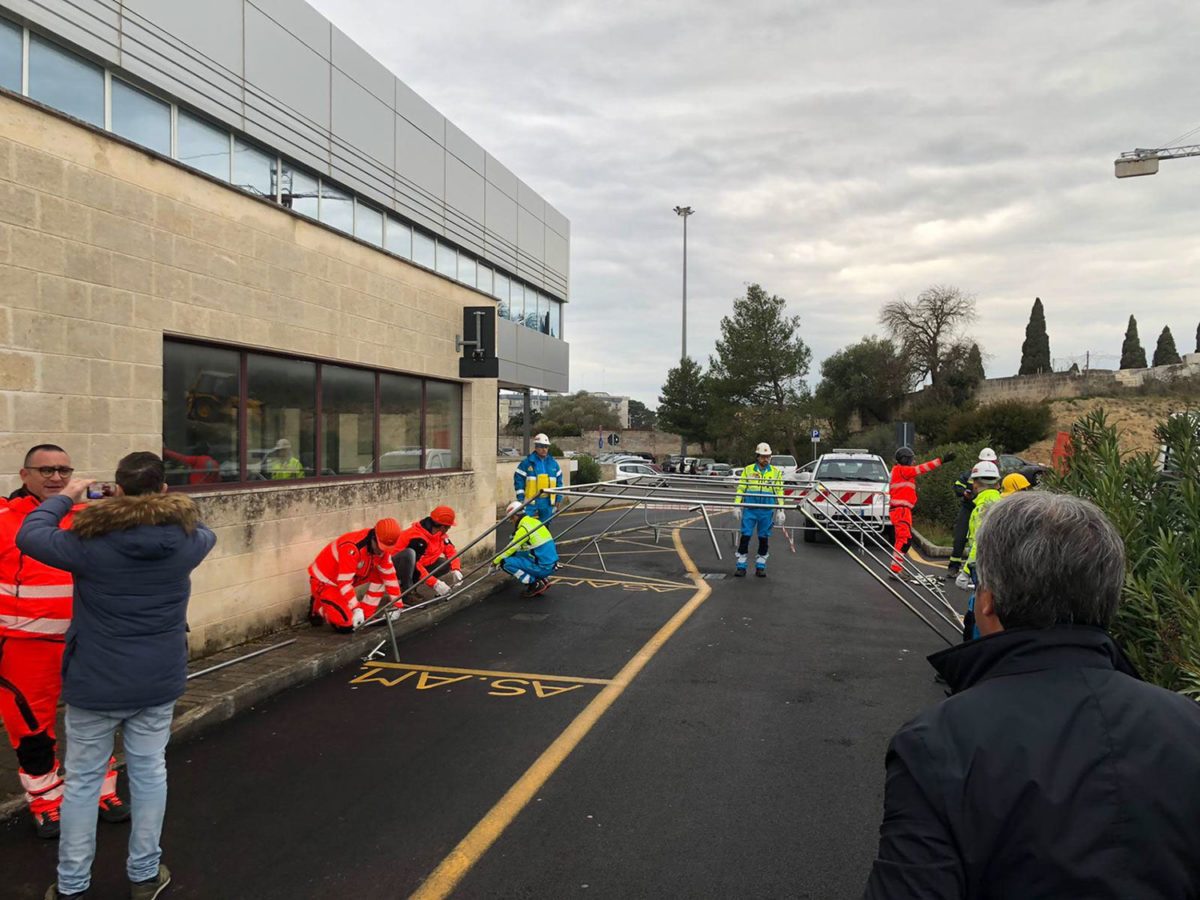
[
  {"xmin": 734, "ymin": 441, "xmax": 785, "ymax": 577},
  {"xmin": 514, "ymin": 433, "xmax": 562, "ymax": 521}
]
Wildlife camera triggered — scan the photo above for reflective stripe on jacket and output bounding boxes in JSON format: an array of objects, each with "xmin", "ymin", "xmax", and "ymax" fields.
[
  {"xmin": 964, "ymin": 487, "xmax": 1002, "ymax": 573},
  {"xmin": 495, "ymin": 515, "xmax": 558, "ymax": 567},
  {"xmin": 735, "ymin": 464, "xmax": 783, "ymax": 506},
  {"xmin": 514, "ymin": 453, "xmax": 562, "ymax": 505},
  {"xmin": 307, "ymin": 528, "xmax": 401, "ymax": 605},
  {"xmin": 0, "ymin": 495, "xmax": 75, "ymax": 639},
  {"xmin": 888, "ymin": 458, "xmax": 943, "ymax": 510}
]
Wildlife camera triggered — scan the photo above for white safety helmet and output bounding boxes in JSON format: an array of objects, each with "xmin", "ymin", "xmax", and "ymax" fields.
[
  {"xmin": 504, "ymin": 500, "xmax": 525, "ymax": 518},
  {"xmin": 978, "ymin": 447, "xmax": 998, "ymax": 462},
  {"xmin": 755, "ymin": 442, "xmax": 772, "ymax": 456},
  {"xmin": 533, "ymin": 433, "xmax": 551, "ymax": 447},
  {"xmin": 970, "ymin": 461, "xmax": 1000, "ymax": 482}
]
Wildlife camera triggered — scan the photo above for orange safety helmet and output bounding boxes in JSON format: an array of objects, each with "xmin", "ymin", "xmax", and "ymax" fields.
[
  {"xmin": 374, "ymin": 517, "xmax": 403, "ymax": 551},
  {"xmin": 430, "ymin": 505, "xmax": 456, "ymax": 527}
]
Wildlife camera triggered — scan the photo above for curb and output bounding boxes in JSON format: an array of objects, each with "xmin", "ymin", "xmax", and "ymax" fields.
[
  {"xmin": 0, "ymin": 573, "xmax": 508, "ymax": 821},
  {"xmin": 911, "ymin": 527, "xmax": 952, "ymax": 559}
]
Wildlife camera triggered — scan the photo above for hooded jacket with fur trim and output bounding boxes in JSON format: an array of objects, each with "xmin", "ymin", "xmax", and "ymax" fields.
[{"xmin": 16, "ymin": 492, "xmax": 215, "ymax": 710}]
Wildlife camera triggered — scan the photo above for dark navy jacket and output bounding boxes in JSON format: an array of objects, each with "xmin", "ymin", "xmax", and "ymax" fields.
[
  {"xmin": 16, "ymin": 492, "xmax": 215, "ymax": 710},
  {"xmin": 864, "ymin": 626, "xmax": 1200, "ymax": 899}
]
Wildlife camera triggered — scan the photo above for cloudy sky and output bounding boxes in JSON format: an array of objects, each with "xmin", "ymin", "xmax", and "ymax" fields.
[{"xmin": 310, "ymin": 0, "xmax": 1200, "ymax": 407}]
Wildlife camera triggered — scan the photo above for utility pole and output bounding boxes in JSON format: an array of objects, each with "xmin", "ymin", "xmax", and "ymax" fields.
[{"xmin": 673, "ymin": 205, "xmax": 694, "ymax": 458}]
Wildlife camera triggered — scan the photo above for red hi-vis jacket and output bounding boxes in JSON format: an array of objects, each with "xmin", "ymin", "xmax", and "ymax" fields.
[
  {"xmin": 888, "ymin": 458, "xmax": 944, "ymax": 511},
  {"xmin": 397, "ymin": 518, "xmax": 462, "ymax": 588},
  {"xmin": 307, "ymin": 528, "xmax": 401, "ymax": 608},
  {"xmin": 0, "ymin": 493, "xmax": 78, "ymax": 640}
]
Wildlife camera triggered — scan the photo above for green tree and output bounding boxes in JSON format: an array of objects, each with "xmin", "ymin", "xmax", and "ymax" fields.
[
  {"xmin": 1195, "ymin": 321, "xmax": 1199, "ymax": 353},
  {"xmin": 815, "ymin": 336, "xmax": 911, "ymax": 433},
  {"xmin": 538, "ymin": 391, "xmax": 619, "ymax": 435},
  {"xmin": 1120, "ymin": 315, "xmax": 1147, "ymax": 369},
  {"xmin": 880, "ymin": 284, "xmax": 977, "ymax": 388},
  {"xmin": 936, "ymin": 341, "xmax": 986, "ymax": 407},
  {"xmin": 1019, "ymin": 297, "xmax": 1051, "ymax": 374},
  {"xmin": 657, "ymin": 357, "xmax": 711, "ymax": 446},
  {"xmin": 707, "ymin": 283, "xmax": 812, "ymax": 455},
  {"xmin": 503, "ymin": 408, "xmax": 542, "ymax": 436},
  {"xmin": 1152, "ymin": 326, "xmax": 1182, "ymax": 366},
  {"xmin": 628, "ymin": 399, "xmax": 657, "ymax": 430}
]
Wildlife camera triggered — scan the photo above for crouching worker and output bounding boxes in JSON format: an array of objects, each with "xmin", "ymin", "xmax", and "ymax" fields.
[
  {"xmin": 307, "ymin": 518, "xmax": 403, "ymax": 632},
  {"xmin": 494, "ymin": 501, "xmax": 558, "ymax": 597},
  {"xmin": 392, "ymin": 506, "xmax": 463, "ymax": 601}
]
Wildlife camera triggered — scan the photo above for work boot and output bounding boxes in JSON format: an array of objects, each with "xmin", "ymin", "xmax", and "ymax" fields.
[
  {"xmin": 734, "ymin": 553, "xmax": 747, "ymax": 576},
  {"xmin": 98, "ymin": 792, "xmax": 131, "ymax": 823},
  {"xmin": 32, "ymin": 805, "xmax": 60, "ymax": 839},
  {"xmin": 307, "ymin": 596, "xmax": 322, "ymax": 626},
  {"xmin": 130, "ymin": 864, "xmax": 171, "ymax": 900},
  {"xmin": 755, "ymin": 554, "xmax": 767, "ymax": 577},
  {"xmin": 521, "ymin": 579, "xmax": 550, "ymax": 598}
]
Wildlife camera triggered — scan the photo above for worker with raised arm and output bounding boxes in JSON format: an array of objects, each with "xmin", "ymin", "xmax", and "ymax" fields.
[
  {"xmin": 733, "ymin": 442, "xmax": 785, "ymax": 577},
  {"xmin": 888, "ymin": 446, "xmax": 956, "ymax": 577},
  {"xmin": 307, "ymin": 518, "xmax": 404, "ymax": 632},
  {"xmin": 514, "ymin": 433, "xmax": 562, "ymax": 521},
  {"xmin": 494, "ymin": 501, "xmax": 558, "ymax": 598}
]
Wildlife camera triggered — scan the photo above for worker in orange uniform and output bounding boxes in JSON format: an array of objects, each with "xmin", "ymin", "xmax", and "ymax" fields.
[
  {"xmin": 888, "ymin": 446, "xmax": 955, "ymax": 577},
  {"xmin": 392, "ymin": 506, "xmax": 463, "ymax": 600},
  {"xmin": 307, "ymin": 518, "xmax": 404, "ymax": 632},
  {"xmin": 1, "ymin": 445, "xmax": 128, "ymax": 839}
]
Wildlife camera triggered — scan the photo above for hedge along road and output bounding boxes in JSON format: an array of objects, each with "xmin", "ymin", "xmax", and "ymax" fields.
[{"xmin": 0, "ymin": 514, "xmax": 948, "ymax": 899}]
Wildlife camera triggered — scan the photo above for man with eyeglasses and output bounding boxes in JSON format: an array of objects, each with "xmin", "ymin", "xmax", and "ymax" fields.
[{"xmin": 0, "ymin": 445, "xmax": 128, "ymax": 840}]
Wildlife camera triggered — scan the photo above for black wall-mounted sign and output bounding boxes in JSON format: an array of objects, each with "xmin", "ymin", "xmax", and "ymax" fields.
[{"xmin": 458, "ymin": 306, "xmax": 499, "ymax": 378}]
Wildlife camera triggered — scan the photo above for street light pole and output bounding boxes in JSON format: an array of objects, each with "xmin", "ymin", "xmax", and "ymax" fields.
[{"xmin": 673, "ymin": 205, "xmax": 694, "ymax": 460}]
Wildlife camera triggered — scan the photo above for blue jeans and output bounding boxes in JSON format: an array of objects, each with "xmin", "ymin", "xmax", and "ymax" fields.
[{"xmin": 58, "ymin": 702, "xmax": 176, "ymax": 892}]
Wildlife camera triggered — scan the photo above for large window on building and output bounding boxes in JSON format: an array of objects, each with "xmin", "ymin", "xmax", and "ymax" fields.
[
  {"xmin": 412, "ymin": 230, "xmax": 436, "ymax": 269},
  {"xmin": 384, "ymin": 217, "xmax": 411, "ymax": 259},
  {"xmin": 247, "ymin": 354, "xmax": 316, "ymax": 480},
  {"xmin": 111, "ymin": 79, "xmax": 170, "ymax": 156},
  {"xmin": 164, "ymin": 340, "xmax": 463, "ymax": 486},
  {"xmin": 0, "ymin": 18, "xmax": 19, "ymax": 92},
  {"xmin": 162, "ymin": 342, "xmax": 241, "ymax": 486},
  {"xmin": 178, "ymin": 110, "xmax": 231, "ymax": 181},
  {"xmin": 356, "ymin": 203, "xmax": 384, "ymax": 248},
  {"xmin": 280, "ymin": 163, "xmax": 319, "ymax": 219},
  {"xmin": 319, "ymin": 180, "xmax": 354, "ymax": 233},
  {"xmin": 233, "ymin": 139, "xmax": 275, "ymax": 199},
  {"xmin": 27, "ymin": 34, "xmax": 103, "ymax": 127},
  {"xmin": 321, "ymin": 365, "xmax": 374, "ymax": 475}
]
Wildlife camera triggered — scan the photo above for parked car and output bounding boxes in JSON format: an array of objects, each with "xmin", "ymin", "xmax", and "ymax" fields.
[
  {"xmin": 702, "ymin": 462, "xmax": 732, "ymax": 477},
  {"xmin": 497, "ymin": 447, "xmax": 520, "ymax": 457},
  {"xmin": 681, "ymin": 456, "xmax": 698, "ymax": 474},
  {"xmin": 689, "ymin": 457, "xmax": 715, "ymax": 475},
  {"xmin": 614, "ymin": 461, "xmax": 666, "ymax": 484},
  {"xmin": 662, "ymin": 454, "xmax": 683, "ymax": 473},
  {"xmin": 795, "ymin": 449, "xmax": 890, "ymax": 542},
  {"xmin": 998, "ymin": 453, "xmax": 1049, "ymax": 485},
  {"xmin": 770, "ymin": 454, "xmax": 799, "ymax": 480}
]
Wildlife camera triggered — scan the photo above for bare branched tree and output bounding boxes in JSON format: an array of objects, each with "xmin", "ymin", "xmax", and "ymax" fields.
[{"xmin": 879, "ymin": 284, "xmax": 977, "ymax": 387}]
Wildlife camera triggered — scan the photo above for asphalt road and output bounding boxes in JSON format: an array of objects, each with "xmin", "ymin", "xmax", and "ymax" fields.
[{"xmin": 0, "ymin": 510, "xmax": 953, "ymax": 899}]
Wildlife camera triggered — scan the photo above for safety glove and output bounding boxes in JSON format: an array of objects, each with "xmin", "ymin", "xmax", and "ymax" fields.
[
  {"xmin": 434, "ymin": 580, "xmax": 452, "ymax": 597},
  {"xmin": 450, "ymin": 569, "xmax": 464, "ymax": 584},
  {"xmin": 942, "ymin": 451, "xmax": 958, "ymax": 464}
]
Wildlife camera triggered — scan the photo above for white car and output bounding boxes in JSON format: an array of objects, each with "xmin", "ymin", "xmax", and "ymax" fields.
[
  {"xmin": 793, "ymin": 449, "xmax": 890, "ymax": 542},
  {"xmin": 614, "ymin": 461, "xmax": 664, "ymax": 483},
  {"xmin": 770, "ymin": 454, "xmax": 799, "ymax": 480}
]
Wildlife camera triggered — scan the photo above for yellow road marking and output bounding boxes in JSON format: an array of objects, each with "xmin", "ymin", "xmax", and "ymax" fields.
[
  {"xmin": 409, "ymin": 528, "xmax": 712, "ymax": 900},
  {"xmin": 358, "ymin": 662, "xmax": 612, "ymax": 685},
  {"xmin": 556, "ymin": 561, "xmax": 692, "ymax": 588},
  {"xmin": 907, "ymin": 547, "xmax": 948, "ymax": 569}
]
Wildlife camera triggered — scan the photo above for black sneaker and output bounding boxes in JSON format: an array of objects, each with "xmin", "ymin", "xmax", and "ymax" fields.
[
  {"xmin": 130, "ymin": 864, "xmax": 171, "ymax": 900},
  {"xmin": 521, "ymin": 579, "xmax": 550, "ymax": 598},
  {"xmin": 98, "ymin": 793, "xmax": 131, "ymax": 823},
  {"xmin": 33, "ymin": 806, "xmax": 60, "ymax": 839},
  {"xmin": 755, "ymin": 568, "xmax": 766, "ymax": 578},
  {"xmin": 734, "ymin": 568, "xmax": 746, "ymax": 577},
  {"xmin": 307, "ymin": 596, "xmax": 322, "ymax": 626},
  {"xmin": 44, "ymin": 884, "xmax": 88, "ymax": 899}
]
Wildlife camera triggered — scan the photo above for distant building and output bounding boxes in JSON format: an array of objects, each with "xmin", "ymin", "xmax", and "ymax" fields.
[{"xmin": 588, "ymin": 393, "xmax": 630, "ymax": 429}]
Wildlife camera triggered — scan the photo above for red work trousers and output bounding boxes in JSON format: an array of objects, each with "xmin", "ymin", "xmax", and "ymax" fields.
[
  {"xmin": 0, "ymin": 636, "xmax": 63, "ymax": 750},
  {"xmin": 889, "ymin": 508, "xmax": 912, "ymax": 573},
  {"xmin": 309, "ymin": 577, "xmax": 378, "ymax": 630}
]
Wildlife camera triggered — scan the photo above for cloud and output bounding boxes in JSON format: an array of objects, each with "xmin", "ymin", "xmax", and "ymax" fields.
[{"xmin": 309, "ymin": 0, "xmax": 1200, "ymax": 404}]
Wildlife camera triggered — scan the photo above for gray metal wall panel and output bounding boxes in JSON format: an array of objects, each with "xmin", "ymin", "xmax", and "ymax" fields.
[
  {"xmin": 244, "ymin": 5, "xmax": 330, "ymax": 133},
  {"xmin": 517, "ymin": 178, "xmax": 544, "ymax": 218},
  {"xmin": 445, "ymin": 155, "xmax": 484, "ymax": 233},
  {"xmin": 446, "ymin": 121, "xmax": 485, "ymax": 175},
  {"xmin": 395, "ymin": 77, "xmax": 443, "ymax": 144},
  {"xmin": 122, "ymin": 0, "xmax": 242, "ymax": 77},
  {"xmin": 8, "ymin": 0, "xmax": 119, "ymax": 65},
  {"xmin": 517, "ymin": 206, "xmax": 545, "ymax": 263},
  {"xmin": 119, "ymin": 16, "xmax": 245, "ymax": 129},
  {"xmin": 332, "ymin": 70, "xmax": 393, "ymax": 171},
  {"xmin": 248, "ymin": 0, "xmax": 329, "ymax": 57},
  {"xmin": 395, "ymin": 114, "xmax": 443, "ymax": 204},
  {"xmin": 485, "ymin": 182, "xmax": 517, "ymax": 245},
  {"xmin": 485, "ymin": 153, "xmax": 518, "ymax": 200},
  {"xmin": 545, "ymin": 229, "xmax": 568, "ymax": 286},
  {"xmin": 497, "ymin": 318, "xmax": 519, "ymax": 360},
  {"xmin": 544, "ymin": 203, "xmax": 569, "ymax": 239},
  {"xmin": 331, "ymin": 26, "xmax": 392, "ymax": 104}
]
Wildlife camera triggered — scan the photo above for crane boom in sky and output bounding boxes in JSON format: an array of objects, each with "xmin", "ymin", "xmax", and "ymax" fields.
[{"xmin": 1114, "ymin": 144, "xmax": 1200, "ymax": 178}]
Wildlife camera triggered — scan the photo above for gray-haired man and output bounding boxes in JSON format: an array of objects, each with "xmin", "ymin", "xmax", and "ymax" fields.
[{"xmin": 864, "ymin": 491, "xmax": 1200, "ymax": 899}]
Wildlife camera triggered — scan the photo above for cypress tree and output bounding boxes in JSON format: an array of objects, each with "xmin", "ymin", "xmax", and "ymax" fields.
[
  {"xmin": 1018, "ymin": 297, "xmax": 1051, "ymax": 374},
  {"xmin": 1120, "ymin": 315, "xmax": 1147, "ymax": 369},
  {"xmin": 1195, "ymin": 321, "xmax": 1199, "ymax": 353},
  {"xmin": 1152, "ymin": 326, "xmax": 1182, "ymax": 366},
  {"xmin": 966, "ymin": 343, "xmax": 985, "ymax": 381}
]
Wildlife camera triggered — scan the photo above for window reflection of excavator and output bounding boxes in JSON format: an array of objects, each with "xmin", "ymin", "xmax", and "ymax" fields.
[{"xmin": 185, "ymin": 371, "xmax": 261, "ymax": 422}]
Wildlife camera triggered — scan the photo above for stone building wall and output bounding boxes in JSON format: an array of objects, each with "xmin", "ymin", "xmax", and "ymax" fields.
[{"xmin": 0, "ymin": 93, "xmax": 498, "ymax": 654}]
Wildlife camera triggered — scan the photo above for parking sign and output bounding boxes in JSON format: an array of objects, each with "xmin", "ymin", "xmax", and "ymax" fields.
[{"xmin": 811, "ymin": 429, "xmax": 820, "ymax": 441}]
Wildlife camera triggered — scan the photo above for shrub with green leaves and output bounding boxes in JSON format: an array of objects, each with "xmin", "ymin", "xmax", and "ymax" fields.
[
  {"xmin": 944, "ymin": 400, "xmax": 1052, "ymax": 452},
  {"xmin": 574, "ymin": 455, "xmax": 602, "ymax": 486},
  {"xmin": 1052, "ymin": 410, "xmax": 1200, "ymax": 698}
]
